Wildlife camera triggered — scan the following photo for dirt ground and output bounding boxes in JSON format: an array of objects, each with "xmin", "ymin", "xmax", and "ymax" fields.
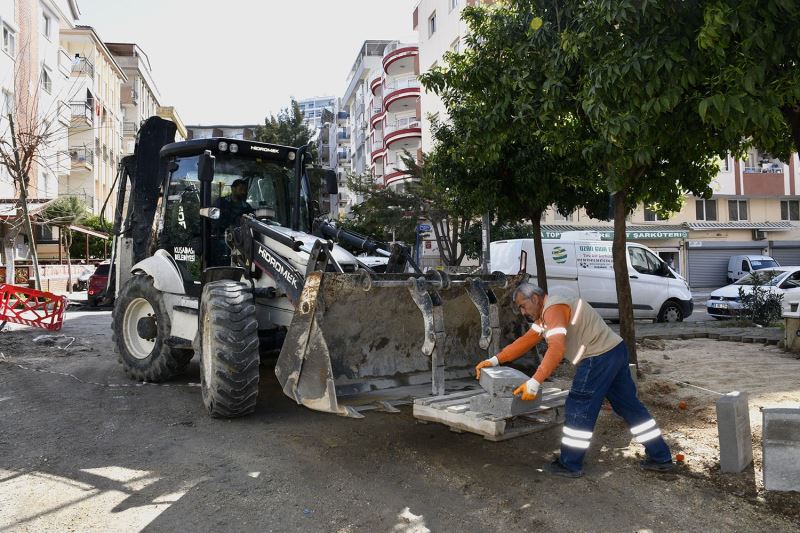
[{"xmin": 1, "ymin": 310, "xmax": 799, "ymax": 532}]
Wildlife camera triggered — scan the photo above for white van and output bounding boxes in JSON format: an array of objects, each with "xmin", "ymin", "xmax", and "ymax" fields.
[
  {"xmin": 490, "ymin": 236, "xmax": 693, "ymax": 322},
  {"xmin": 727, "ymin": 255, "xmax": 780, "ymax": 283}
]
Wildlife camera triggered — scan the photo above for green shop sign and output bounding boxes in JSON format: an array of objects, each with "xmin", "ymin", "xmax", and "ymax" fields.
[{"xmin": 542, "ymin": 230, "xmax": 688, "ymax": 240}]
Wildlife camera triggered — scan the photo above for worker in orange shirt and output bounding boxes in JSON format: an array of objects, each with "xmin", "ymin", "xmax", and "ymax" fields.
[{"xmin": 475, "ymin": 283, "xmax": 674, "ymax": 478}]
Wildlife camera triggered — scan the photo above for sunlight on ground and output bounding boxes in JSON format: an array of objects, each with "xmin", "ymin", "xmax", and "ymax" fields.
[
  {"xmin": 0, "ymin": 466, "xmax": 196, "ymax": 532},
  {"xmin": 391, "ymin": 506, "xmax": 431, "ymax": 533}
]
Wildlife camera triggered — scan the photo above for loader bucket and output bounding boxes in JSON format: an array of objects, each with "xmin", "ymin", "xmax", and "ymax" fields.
[{"xmin": 275, "ymin": 271, "xmax": 527, "ymax": 417}]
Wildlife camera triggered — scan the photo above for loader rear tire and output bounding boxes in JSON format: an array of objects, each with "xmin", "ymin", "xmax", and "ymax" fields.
[
  {"xmin": 198, "ymin": 280, "xmax": 260, "ymax": 418},
  {"xmin": 112, "ymin": 274, "xmax": 192, "ymax": 381}
]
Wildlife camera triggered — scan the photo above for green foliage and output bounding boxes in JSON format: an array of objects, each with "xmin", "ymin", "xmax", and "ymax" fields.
[
  {"xmin": 255, "ymin": 99, "xmax": 317, "ymax": 160},
  {"xmin": 737, "ymin": 274, "xmax": 784, "ymax": 326},
  {"xmin": 68, "ymin": 215, "xmax": 110, "ymax": 260},
  {"xmin": 697, "ymin": 0, "xmax": 800, "ymax": 158},
  {"xmin": 341, "ymin": 173, "xmax": 418, "ymax": 245},
  {"xmin": 41, "ymin": 196, "xmax": 89, "ymax": 228}
]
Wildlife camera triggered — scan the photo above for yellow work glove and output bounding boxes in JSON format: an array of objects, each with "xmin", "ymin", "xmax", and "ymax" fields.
[
  {"xmin": 475, "ymin": 356, "xmax": 499, "ymax": 379},
  {"xmin": 513, "ymin": 378, "xmax": 540, "ymax": 401}
]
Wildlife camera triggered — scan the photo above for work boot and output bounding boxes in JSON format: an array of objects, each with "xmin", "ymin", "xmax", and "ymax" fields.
[
  {"xmin": 543, "ymin": 459, "xmax": 584, "ymax": 478},
  {"xmin": 639, "ymin": 458, "xmax": 675, "ymax": 472}
]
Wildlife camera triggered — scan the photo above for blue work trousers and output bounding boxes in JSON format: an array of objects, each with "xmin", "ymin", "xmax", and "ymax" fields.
[{"xmin": 559, "ymin": 341, "xmax": 672, "ymax": 472}]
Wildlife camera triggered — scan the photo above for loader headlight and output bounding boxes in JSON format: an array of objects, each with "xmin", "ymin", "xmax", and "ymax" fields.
[
  {"xmin": 218, "ymin": 141, "xmax": 228, "ymax": 152},
  {"xmin": 288, "ymin": 151, "xmax": 296, "ymax": 161},
  {"xmin": 229, "ymin": 143, "xmax": 238, "ymax": 153}
]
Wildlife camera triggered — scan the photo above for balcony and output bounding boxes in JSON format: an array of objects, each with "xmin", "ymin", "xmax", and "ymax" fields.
[
  {"xmin": 383, "ymin": 79, "xmax": 420, "ymax": 113},
  {"xmin": 370, "ymin": 75, "xmax": 383, "ymax": 95},
  {"xmin": 336, "ymin": 131, "xmax": 351, "ymax": 144},
  {"xmin": 68, "ymin": 147, "xmax": 94, "ymax": 169},
  {"xmin": 70, "ymin": 101, "xmax": 94, "ymax": 125},
  {"xmin": 123, "ymin": 121, "xmax": 137, "ymax": 136},
  {"xmin": 337, "ymin": 150, "xmax": 351, "ymax": 163},
  {"xmin": 370, "ymin": 105, "xmax": 386, "ymax": 129},
  {"xmin": 371, "ymin": 147, "xmax": 387, "ymax": 164},
  {"xmin": 383, "ymin": 118, "xmax": 422, "ymax": 150},
  {"xmin": 71, "ymin": 56, "xmax": 94, "ymax": 78},
  {"xmin": 336, "ymin": 110, "xmax": 349, "ymax": 125},
  {"xmin": 382, "ymin": 44, "xmax": 419, "ymax": 77}
]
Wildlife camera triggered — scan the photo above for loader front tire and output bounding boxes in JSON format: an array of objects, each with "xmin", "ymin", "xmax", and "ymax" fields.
[
  {"xmin": 198, "ymin": 281, "xmax": 260, "ymax": 418},
  {"xmin": 113, "ymin": 274, "xmax": 192, "ymax": 381}
]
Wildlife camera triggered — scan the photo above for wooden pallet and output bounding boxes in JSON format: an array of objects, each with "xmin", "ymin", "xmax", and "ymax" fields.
[{"xmin": 412, "ymin": 387, "xmax": 568, "ymax": 441}]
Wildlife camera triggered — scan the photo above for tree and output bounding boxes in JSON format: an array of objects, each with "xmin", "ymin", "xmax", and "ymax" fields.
[
  {"xmin": 425, "ymin": 0, "xmax": 739, "ymax": 365},
  {"xmin": 400, "ymin": 148, "xmax": 479, "ymax": 267},
  {"xmin": 420, "ymin": 3, "xmax": 604, "ymax": 291},
  {"xmin": 255, "ymin": 100, "xmax": 316, "ymax": 159},
  {"xmin": 341, "ymin": 172, "xmax": 418, "ymax": 245},
  {"xmin": 540, "ymin": 0, "xmax": 739, "ymax": 364},
  {"xmin": 41, "ymin": 196, "xmax": 89, "ymax": 292},
  {"xmin": 697, "ymin": 1, "xmax": 800, "ymax": 158}
]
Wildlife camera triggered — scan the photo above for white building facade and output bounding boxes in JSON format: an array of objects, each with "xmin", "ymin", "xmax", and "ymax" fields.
[{"xmin": 59, "ymin": 25, "xmax": 126, "ymax": 216}]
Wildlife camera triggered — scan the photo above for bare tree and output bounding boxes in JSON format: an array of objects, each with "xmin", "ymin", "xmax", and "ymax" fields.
[{"xmin": 0, "ymin": 33, "xmax": 97, "ymax": 288}]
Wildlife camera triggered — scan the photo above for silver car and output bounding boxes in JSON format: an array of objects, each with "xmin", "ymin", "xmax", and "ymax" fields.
[{"xmin": 706, "ymin": 267, "xmax": 800, "ymax": 319}]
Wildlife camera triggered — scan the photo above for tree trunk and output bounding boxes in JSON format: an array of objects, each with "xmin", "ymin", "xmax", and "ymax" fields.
[
  {"xmin": 9, "ymin": 116, "xmax": 41, "ymax": 291},
  {"xmin": 531, "ymin": 213, "xmax": 547, "ymax": 292},
  {"xmin": 65, "ymin": 229, "xmax": 73, "ymax": 293},
  {"xmin": 612, "ymin": 190, "xmax": 637, "ymax": 366}
]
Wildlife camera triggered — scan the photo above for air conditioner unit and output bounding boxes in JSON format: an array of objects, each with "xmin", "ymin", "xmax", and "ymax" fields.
[{"xmin": 753, "ymin": 229, "xmax": 767, "ymax": 240}]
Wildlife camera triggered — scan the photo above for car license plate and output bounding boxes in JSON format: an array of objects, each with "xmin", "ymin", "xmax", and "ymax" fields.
[{"xmin": 711, "ymin": 302, "xmax": 728, "ymax": 309}]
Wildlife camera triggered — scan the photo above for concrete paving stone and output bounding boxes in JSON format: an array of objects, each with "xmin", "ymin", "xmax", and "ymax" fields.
[
  {"xmin": 478, "ymin": 366, "xmax": 530, "ymax": 397},
  {"xmin": 762, "ymin": 406, "xmax": 800, "ymax": 492},
  {"xmin": 469, "ymin": 393, "xmax": 540, "ymax": 417},
  {"xmin": 716, "ymin": 392, "xmax": 753, "ymax": 473}
]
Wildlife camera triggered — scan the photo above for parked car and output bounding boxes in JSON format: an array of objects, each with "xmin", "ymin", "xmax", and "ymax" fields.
[
  {"xmin": 727, "ymin": 255, "xmax": 780, "ymax": 283},
  {"xmin": 72, "ymin": 265, "xmax": 95, "ymax": 291},
  {"xmin": 87, "ymin": 262, "xmax": 113, "ymax": 307},
  {"xmin": 490, "ymin": 234, "xmax": 692, "ymax": 322},
  {"xmin": 707, "ymin": 266, "xmax": 800, "ymax": 319}
]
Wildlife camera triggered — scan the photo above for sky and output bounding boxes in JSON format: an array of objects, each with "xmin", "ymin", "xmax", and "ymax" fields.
[{"xmin": 76, "ymin": 0, "xmax": 419, "ymax": 125}]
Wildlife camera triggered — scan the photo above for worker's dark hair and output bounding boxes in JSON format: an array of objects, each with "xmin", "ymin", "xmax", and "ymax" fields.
[
  {"xmin": 511, "ymin": 282, "xmax": 546, "ymax": 303},
  {"xmin": 231, "ymin": 178, "xmax": 247, "ymax": 188}
]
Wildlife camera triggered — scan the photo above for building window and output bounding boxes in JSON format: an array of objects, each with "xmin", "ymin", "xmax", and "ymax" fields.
[
  {"xmin": 3, "ymin": 24, "xmax": 16, "ymax": 56},
  {"xmin": 40, "ymin": 67, "xmax": 52, "ymax": 93},
  {"xmin": 723, "ymin": 155, "xmax": 730, "ymax": 171},
  {"xmin": 428, "ymin": 12, "xmax": 437, "ymax": 37},
  {"xmin": 42, "ymin": 12, "xmax": 52, "ymax": 39},
  {"xmin": 449, "ymin": 0, "xmax": 460, "ymax": 12},
  {"xmin": 643, "ymin": 208, "xmax": 666, "ymax": 221},
  {"xmin": 728, "ymin": 199, "xmax": 748, "ymax": 221},
  {"xmin": 450, "ymin": 38, "xmax": 461, "ymax": 53},
  {"xmin": 781, "ymin": 200, "xmax": 800, "ymax": 221},
  {"xmin": 695, "ymin": 199, "xmax": 717, "ymax": 221}
]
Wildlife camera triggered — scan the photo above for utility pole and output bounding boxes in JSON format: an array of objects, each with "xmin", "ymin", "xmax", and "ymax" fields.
[
  {"xmin": 9, "ymin": 114, "xmax": 42, "ymax": 290},
  {"xmin": 481, "ymin": 211, "xmax": 491, "ymax": 274}
]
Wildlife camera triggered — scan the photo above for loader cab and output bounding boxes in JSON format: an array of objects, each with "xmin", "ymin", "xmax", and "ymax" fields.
[{"xmin": 156, "ymin": 138, "xmax": 310, "ymax": 288}]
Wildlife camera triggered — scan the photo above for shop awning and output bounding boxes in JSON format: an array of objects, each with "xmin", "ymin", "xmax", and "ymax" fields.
[
  {"xmin": 540, "ymin": 224, "xmax": 689, "ymax": 240},
  {"xmin": 685, "ymin": 221, "xmax": 795, "ymax": 231}
]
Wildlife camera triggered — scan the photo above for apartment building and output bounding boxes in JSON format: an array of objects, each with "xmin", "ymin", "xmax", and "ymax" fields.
[
  {"xmin": 187, "ymin": 124, "xmax": 259, "ymax": 141},
  {"xmin": 105, "ymin": 42, "xmax": 160, "ymax": 154},
  {"xmin": 59, "ymin": 25, "xmax": 126, "ymax": 216},
  {"xmin": 297, "ymin": 96, "xmax": 334, "ymax": 132},
  {"xmin": 0, "ymin": 0, "xmax": 79, "ymax": 269},
  {"xmin": 369, "ymin": 41, "xmax": 421, "ymax": 191}
]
